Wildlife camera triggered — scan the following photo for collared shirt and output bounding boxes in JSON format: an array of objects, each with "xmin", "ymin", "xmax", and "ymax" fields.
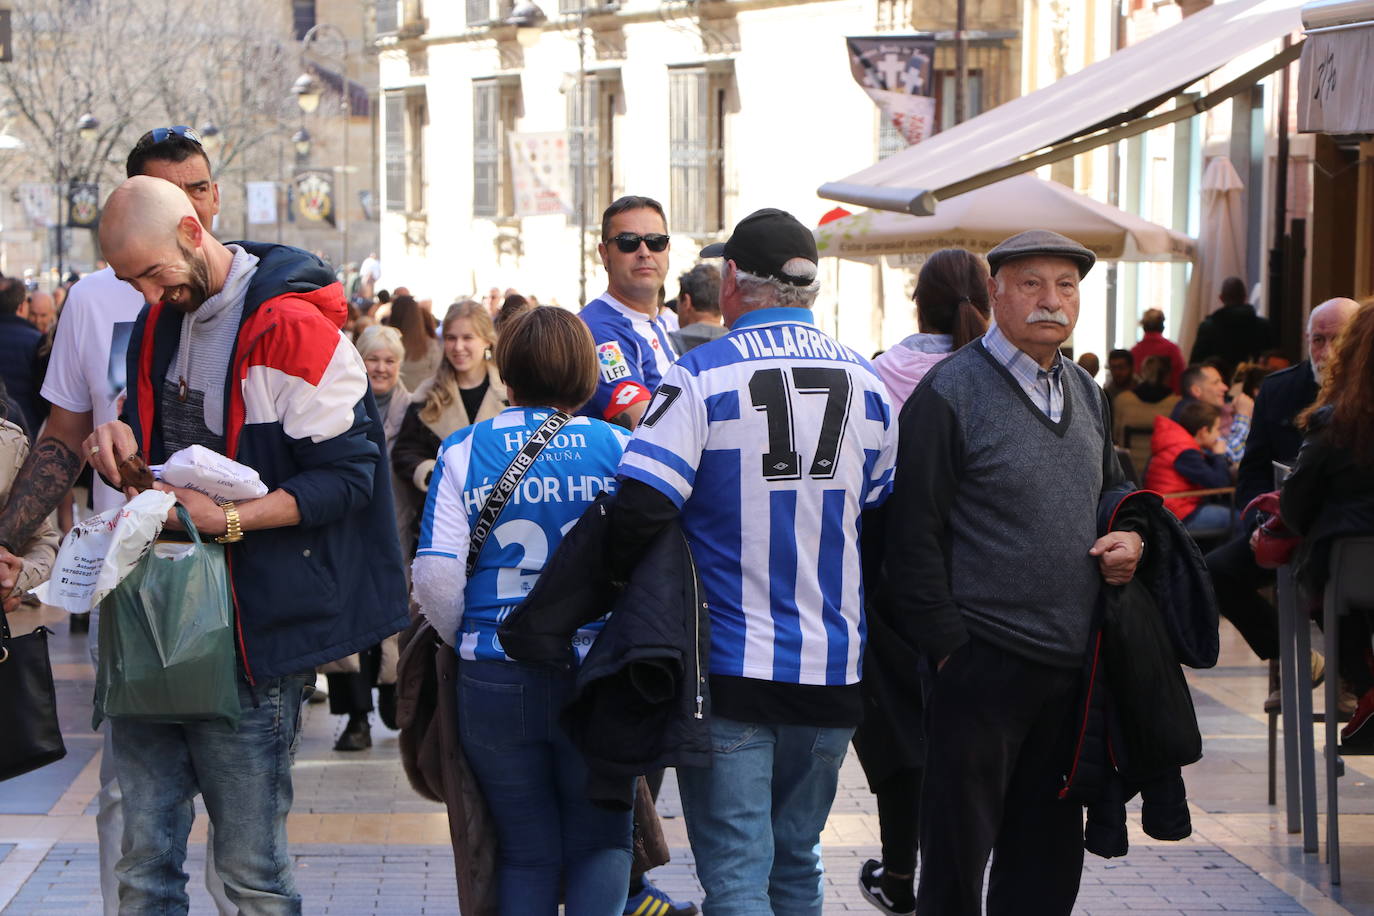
[
  {"xmin": 1225, "ymin": 410, "xmax": 1250, "ymax": 463},
  {"xmin": 982, "ymin": 321, "xmax": 1065, "ymax": 422}
]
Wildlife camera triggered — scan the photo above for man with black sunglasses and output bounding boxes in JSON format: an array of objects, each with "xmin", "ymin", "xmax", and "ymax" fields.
[
  {"xmin": 0, "ymin": 126, "xmax": 233, "ymax": 916},
  {"xmin": 578, "ymin": 195, "xmax": 676, "ymax": 429}
]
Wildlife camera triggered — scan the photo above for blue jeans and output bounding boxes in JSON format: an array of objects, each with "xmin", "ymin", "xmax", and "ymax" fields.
[
  {"xmin": 675, "ymin": 716, "xmax": 853, "ymax": 915},
  {"xmin": 1184, "ymin": 502, "xmax": 1240, "ymax": 534},
  {"xmin": 457, "ymin": 658, "xmax": 633, "ymax": 916},
  {"xmin": 110, "ymin": 672, "xmax": 312, "ymax": 915}
]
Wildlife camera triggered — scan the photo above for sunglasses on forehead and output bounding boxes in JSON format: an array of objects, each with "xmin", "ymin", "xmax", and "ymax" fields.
[
  {"xmin": 609, "ymin": 232, "xmax": 670, "ymax": 253},
  {"xmin": 136, "ymin": 125, "xmax": 203, "ymax": 148}
]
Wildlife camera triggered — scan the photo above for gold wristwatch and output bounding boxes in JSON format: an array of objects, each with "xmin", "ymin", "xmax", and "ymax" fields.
[{"xmin": 216, "ymin": 502, "xmax": 244, "ymax": 544}]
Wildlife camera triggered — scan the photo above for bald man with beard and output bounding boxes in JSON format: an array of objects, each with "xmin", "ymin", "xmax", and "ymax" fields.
[
  {"xmin": 1204, "ymin": 297, "xmax": 1360, "ymax": 679},
  {"xmin": 39, "ymin": 175, "xmax": 410, "ymax": 913}
]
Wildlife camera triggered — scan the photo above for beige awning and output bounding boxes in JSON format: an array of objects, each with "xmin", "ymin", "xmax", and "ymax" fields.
[
  {"xmin": 815, "ymin": 174, "xmax": 1196, "ymax": 261},
  {"xmin": 818, "ymin": 0, "xmax": 1306, "ymax": 215},
  {"xmin": 1298, "ymin": 0, "xmax": 1374, "ymax": 132}
]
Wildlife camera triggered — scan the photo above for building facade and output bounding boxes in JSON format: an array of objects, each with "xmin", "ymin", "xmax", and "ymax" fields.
[{"xmin": 375, "ymin": 0, "xmax": 1310, "ymax": 360}]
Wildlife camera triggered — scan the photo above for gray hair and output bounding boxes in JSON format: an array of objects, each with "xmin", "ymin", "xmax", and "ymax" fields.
[
  {"xmin": 355, "ymin": 324, "xmax": 405, "ymax": 361},
  {"xmin": 734, "ymin": 259, "xmax": 820, "ymax": 311}
]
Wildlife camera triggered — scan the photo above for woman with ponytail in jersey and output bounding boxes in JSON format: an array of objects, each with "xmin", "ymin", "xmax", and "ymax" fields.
[
  {"xmin": 856, "ymin": 248, "xmax": 991, "ymax": 916},
  {"xmin": 411, "ymin": 307, "xmax": 635, "ymax": 915}
]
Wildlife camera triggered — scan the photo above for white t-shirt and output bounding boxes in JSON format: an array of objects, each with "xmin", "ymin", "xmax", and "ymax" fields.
[{"xmin": 41, "ymin": 267, "xmax": 146, "ymax": 513}]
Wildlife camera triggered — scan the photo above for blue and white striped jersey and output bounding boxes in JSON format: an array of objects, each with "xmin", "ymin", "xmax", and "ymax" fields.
[
  {"xmin": 578, "ymin": 293, "xmax": 676, "ymax": 421},
  {"xmin": 416, "ymin": 407, "xmax": 631, "ymax": 662},
  {"xmin": 618, "ymin": 308, "xmax": 898, "ymax": 687}
]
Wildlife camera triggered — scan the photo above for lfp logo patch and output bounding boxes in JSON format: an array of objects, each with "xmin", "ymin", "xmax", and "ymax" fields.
[{"xmin": 597, "ymin": 341, "xmax": 631, "ymax": 382}]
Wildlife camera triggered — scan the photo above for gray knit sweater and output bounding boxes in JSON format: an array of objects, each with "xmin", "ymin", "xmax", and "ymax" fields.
[{"xmin": 885, "ymin": 343, "xmax": 1127, "ymax": 668}]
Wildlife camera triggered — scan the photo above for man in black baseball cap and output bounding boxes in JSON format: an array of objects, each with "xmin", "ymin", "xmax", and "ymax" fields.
[
  {"xmin": 700, "ymin": 208, "xmax": 819, "ymax": 328},
  {"xmin": 700, "ymin": 208, "xmax": 818, "ymax": 285}
]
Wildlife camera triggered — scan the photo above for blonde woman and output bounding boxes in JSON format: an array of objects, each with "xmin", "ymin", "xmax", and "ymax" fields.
[{"xmin": 393, "ymin": 301, "xmax": 507, "ymax": 539}]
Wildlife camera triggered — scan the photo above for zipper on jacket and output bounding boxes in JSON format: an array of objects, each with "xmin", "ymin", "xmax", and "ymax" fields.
[
  {"xmin": 685, "ymin": 541, "xmax": 705, "ymax": 720},
  {"xmin": 226, "ymin": 545, "xmax": 258, "ymax": 695},
  {"xmin": 218, "ymin": 319, "xmax": 277, "ymax": 692},
  {"xmin": 225, "ymin": 319, "xmax": 278, "ymax": 459},
  {"xmin": 1059, "ymin": 629, "xmax": 1103, "ymax": 799}
]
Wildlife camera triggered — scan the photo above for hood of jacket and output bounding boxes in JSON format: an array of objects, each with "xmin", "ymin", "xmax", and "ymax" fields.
[
  {"xmin": 238, "ymin": 240, "xmax": 345, "ymax": 327},
  {"xmin": 871, "ymin": 334, "xmax": 953, "ymax": 410}
]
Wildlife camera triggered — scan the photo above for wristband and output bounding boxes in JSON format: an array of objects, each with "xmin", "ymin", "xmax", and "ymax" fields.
[{"xmin": 215, "ymin": 502, "xmax": 244, "ymax": 544}]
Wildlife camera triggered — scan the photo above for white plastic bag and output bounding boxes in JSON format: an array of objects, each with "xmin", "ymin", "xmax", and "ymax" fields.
[
  {"xmin": 158, "ymin": 444, "xmax": 267, "ymax": 502},
  {"xmin": 32, "ymin": 489, "xmax": 177, "ymax": 613}
]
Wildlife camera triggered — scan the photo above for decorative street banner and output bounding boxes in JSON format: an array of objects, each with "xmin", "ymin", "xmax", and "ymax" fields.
[
  {"xmin": 19, "ymin": 183, "xmax": 55, "ymax": 228},
  {"xmin": 508, "ymin": 131, "xmax": 573, "ymax": 218},
  {"xmin": 67, "ymin": 182, "xmax": 100, "ymax": 228},
  {"xmin": 846, "ymin": 35, "xmax": 938, "ymax": 146},
  {"xmin": 246, "ymin": 181, "xmax": 278, "ymax": 225},
  {"xmin": 293, "ymin": 170, "xmax": 335, "ymax": 226}
]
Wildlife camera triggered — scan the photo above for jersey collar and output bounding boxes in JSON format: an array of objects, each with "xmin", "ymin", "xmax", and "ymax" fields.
[
  {"xmin": 730, "ymin": 307, "xmax": 816, "ymax": 331},
  {"xmin": 598, "ymin": 290, "xmax": 659, "ymax": 324}
]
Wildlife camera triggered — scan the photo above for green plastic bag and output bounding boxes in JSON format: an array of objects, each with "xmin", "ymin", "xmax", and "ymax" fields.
[{"xmin": 95, "ymin": 507, "xmax": 241, "ymax": 728}]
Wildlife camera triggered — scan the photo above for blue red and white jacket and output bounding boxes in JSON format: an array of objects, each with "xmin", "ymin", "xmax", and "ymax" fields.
[{"xmin": 121, "ymin": 242, "xmax": 410, "ymax": 681}]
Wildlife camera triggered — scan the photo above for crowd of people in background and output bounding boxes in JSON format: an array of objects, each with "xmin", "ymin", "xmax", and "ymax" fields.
[{"xmin": 1, "ymin": 121, "xmax": 1373, "ymax": 916}]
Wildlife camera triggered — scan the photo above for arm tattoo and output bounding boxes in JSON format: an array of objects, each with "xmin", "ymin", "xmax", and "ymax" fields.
[{"xmin": 0, "ymin": 436, "xmax": 82, "ymax": 548}]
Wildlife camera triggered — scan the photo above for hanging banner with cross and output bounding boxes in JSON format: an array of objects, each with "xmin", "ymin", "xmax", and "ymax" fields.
[{"xmin": 846, "ymin": 35, "xmax": 938, "ymax": 146}]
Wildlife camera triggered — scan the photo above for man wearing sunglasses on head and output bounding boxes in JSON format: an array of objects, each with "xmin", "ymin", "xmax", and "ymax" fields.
[
  {"xmin": 0, "ymin": 126, "xmax": 237, "ymax": 916},
  {"xmin": 578, "ymin": 195, "xmax": 676, "ymax": 429}
]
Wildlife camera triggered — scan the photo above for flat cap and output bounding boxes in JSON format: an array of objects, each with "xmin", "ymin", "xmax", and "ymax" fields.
[{"xmin": 986, "ymin": 229, "xmax": 1095, "ymax": 278}]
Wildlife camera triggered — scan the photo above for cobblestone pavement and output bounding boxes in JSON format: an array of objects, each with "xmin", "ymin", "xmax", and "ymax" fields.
[{"xmin": 1, "ymin": 605, "xmax": 1369, "ymax": 914}]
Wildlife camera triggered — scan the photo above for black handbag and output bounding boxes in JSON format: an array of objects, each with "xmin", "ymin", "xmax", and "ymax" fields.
[{"xmin": 0, "ymin": 602, "xmax": 67, "ymax": 781}]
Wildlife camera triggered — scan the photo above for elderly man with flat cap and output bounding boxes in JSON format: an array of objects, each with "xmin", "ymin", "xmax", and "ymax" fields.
[{"xmin": 884, "ymin": 230, "xmax": 1144, "ymax": 914}]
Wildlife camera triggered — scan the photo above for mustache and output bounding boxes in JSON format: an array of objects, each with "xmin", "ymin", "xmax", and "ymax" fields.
[{"xmin": 1026, "ymin": 309, "xmax": 1070, "ymax": 326}]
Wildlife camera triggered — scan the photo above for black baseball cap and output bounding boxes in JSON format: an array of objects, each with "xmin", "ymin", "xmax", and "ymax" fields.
[{"xmin": 699, "ymin": 208, "xmax": 818, "ymax": 287}]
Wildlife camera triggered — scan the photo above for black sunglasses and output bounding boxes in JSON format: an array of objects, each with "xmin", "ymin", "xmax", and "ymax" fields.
[
  {"xmin": 610, "ymin": 233, "xmax": 670, "ymax": 253},
  {"xmin": 135, "ymin": 125, "xmax": 203, "ymax": 149}
]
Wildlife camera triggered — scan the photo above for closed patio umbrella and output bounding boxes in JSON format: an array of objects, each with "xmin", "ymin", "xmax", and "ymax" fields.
[{"xmin": 1180, "ymin": 156, "xmax": 1247, "ymax": 357}]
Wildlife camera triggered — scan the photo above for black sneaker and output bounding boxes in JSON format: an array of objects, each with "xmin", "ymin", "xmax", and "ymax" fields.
[
  {"xmin": 334, "ymin": 715, "xmax": 372, "ymax": 751},
  {"xmin": 859, "ymin": 859, "xmax": 915, "ymax": 916}
]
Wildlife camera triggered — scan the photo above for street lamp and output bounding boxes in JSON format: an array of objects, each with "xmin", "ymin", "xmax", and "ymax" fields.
[
  {"xmin": 292, "ymin": 73, "xmax": 322, "ymax": 114},
  {"xmin": 200, "ymin": 122, "xmax": 221, "ymax": 153},
  {"xmin": 507, "ymin": 0, "xmax": 547, "ymax": 46},
  {"xmin": 56, "ymin": 112, "xmax": 100, "ymax": 278},
  {"xmin": 293, "ymin": 23, "xmax": 351, "ymax": 266}
]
